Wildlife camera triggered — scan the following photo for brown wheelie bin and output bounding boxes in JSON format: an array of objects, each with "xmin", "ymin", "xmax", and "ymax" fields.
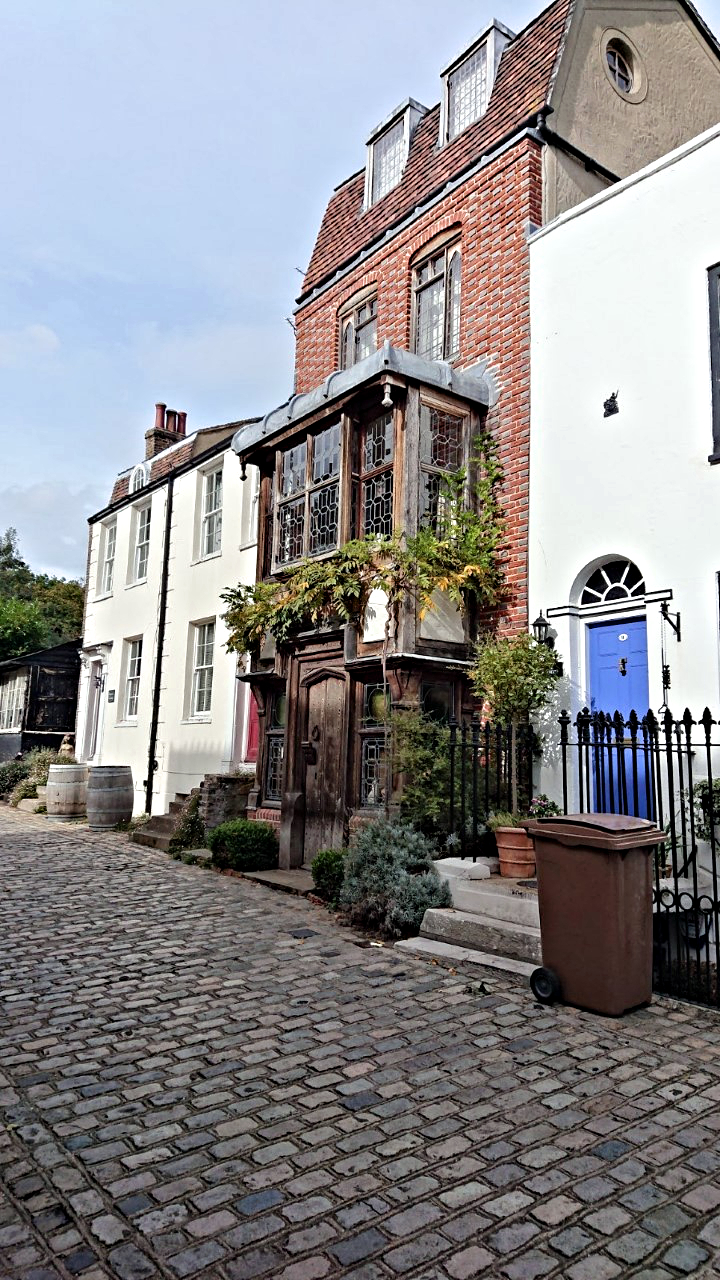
[{"xmin": 525, "ymin": 813, "xmax": 664, "ymax": 1016}]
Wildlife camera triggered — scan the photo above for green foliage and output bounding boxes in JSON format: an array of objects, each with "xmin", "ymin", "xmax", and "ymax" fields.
[
  {"xmin": 310, "ymin": 847, "xmax": 346, "ymax": 902},
  {"xmin": 691, "ymin": 778, "xmax": 720, "ymax": 842},
  {"xmin": 0, "ymin": 528, "xmax": 84, "ymax": 657},
  {"xmin": 0, "ymin": 758, "xmax": 31, "ymax": 801},
  {"xmin": 527, "ymin": 793, "xmax": 561, "ymax": 820},
  {"xmin": 487, "ymin": 810, "xmax": 525, "ymax": 830},
  {"xmin": 9, "ymin": 777, "xmax": 39, "ymax": 806},
  {"xmin": 168, "ymin": 794, "xmax": 206, "ymax": 855},
  {"xmin": 472, "ymin": 632, "xmax": 560, "ymax": 727},
  {"xmin": 391, "ymin": 710, "xmax": 452, "ymax": 833},
  {"xmin": 340, "ymin": 818, "xmax": 451, "ymax": 938},
  {"xmin": 207, "ymin": 817, "xmax": 278, "ymax": 871},
  {"xmin": 0, "ymin": 597, "xmax": 46, "ymax": 661},
  {"xmin": 222, "ymin": 431, "xmax": 505, "ymax": 661}
]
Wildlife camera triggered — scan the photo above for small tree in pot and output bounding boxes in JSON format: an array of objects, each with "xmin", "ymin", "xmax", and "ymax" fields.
[{"xmin": 472, "ymin": 632, "xmax": 561, "ymax": 876}]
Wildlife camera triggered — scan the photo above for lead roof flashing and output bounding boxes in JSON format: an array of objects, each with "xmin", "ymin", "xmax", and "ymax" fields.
[{"xmin": 231, "ymin": 342, "xmax": 491, "ymax": 459}]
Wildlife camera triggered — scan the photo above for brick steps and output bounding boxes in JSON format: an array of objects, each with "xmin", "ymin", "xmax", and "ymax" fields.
[{"xmin": 131, "ymin": 790, "xmax": 194, "ymax": 852}]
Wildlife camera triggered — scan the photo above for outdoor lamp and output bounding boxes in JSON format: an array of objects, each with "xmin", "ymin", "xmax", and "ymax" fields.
[{"xmin": 532, "ymin": 612, "xmax": 550, "ymax": 646}]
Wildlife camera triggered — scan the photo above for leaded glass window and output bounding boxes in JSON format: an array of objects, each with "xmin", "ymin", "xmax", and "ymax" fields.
[
  {"xmin": 264, "ymin": 692, "xmax": 286, "ymax": 803},
  {"xmin": 447, "ymin": 43, "xmax": 488, "ymax": 140},
  {"xmin": 339, "ymin": 295, "xmax": 377, "ymax": 370},
  {"xmin": 371, "ymin": 119, "xmax": 405, "ymax": 202},
  {"xmin": 275, "ymin": 425, "xmax": 340, "ymax": 566},
  {"xmin": 419, "ymin": 405, "xmax": 466, "ymax": 533},
  {"xmin": 413, "ymin": 244, "xmax": 461, "ymax": 362},
  {"xmin": 355, "ymin": 413, "xmax": 394, "ymax": 540},
  {"xmin": 361, "ymin": 737, "xmax": 387, "ymax": 807}
]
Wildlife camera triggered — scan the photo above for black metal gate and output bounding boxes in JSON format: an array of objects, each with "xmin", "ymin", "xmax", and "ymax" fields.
[{"xmin": 560, "ymin": 707, "xmax": 720, "ymax": 1007}]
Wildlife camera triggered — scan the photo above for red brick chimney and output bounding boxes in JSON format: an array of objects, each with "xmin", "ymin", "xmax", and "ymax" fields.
[{"xmin": 144, "ymin": 402, "xmax": 187, "ymax": 459}]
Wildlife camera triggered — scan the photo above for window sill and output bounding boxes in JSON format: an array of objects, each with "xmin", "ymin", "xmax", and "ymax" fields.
[
  {"xmin": 180, "ymin": 716, "xmax": 212, "ymax": 725},
  {"xmin": 191, "ymin": 551, "xmax": 222, "ymax": 566},
  {"xmin": 125, "ymin": 579, "xmax": 148, "ymax": 590},
  {"xmin": 114, "ymin": 721, "xmax": 139, "ymax": 728},
  {"xmin": 93, "ymin": 590, "xmax": 114, "ymax": 603}
]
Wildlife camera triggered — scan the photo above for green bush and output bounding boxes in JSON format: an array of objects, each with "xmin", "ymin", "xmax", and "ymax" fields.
[
  {"xmin": 207, "ymin": 818, "xmax": 278, "ymax": 871},
  {"xmin": 168, "ymin": 793, "xmax": 206, "ymax": 855},
  {"xmin": 9, "ymin": 777, "xmax": 39, "ymax": 806},
  {"xmin": 0, "ymin": 758, "xmax": 31, "ymax": 801},
  {"xmin": 340, "ymin": 818, "xmax": 451, "ymax": 939},
  {"xmin": 311, "ymin": 847, "xmax": 346, "ymax": 902}
]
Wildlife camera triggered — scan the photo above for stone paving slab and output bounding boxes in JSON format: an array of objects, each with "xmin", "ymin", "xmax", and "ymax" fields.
[{"xmin": 2, "ymin": 806, "xmax": 720, "ymax": 1279}]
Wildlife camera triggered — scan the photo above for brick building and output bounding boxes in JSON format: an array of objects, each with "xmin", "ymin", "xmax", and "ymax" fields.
[{"xmin": 233, "ymin": 0, "xmax": 720, "ymax": 866}]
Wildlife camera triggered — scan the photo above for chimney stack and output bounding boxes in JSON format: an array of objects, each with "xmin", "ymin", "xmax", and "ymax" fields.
[{"xmin": 145, "ymin": 401, "xmax": 187, "ymax": 459}]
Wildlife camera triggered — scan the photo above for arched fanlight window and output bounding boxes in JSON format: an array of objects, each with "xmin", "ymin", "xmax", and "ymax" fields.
[
  {"xmin": 581, "ymin": 558, "xmax": 645, "ymax": 606},
  {"xmin": 129, "ymin": 463, "xmax": 149, "ymax": 494}
]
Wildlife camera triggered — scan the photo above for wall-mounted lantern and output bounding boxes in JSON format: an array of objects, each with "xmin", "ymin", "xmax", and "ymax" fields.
[{"xmin": 532, "ymin": 611, "xmax": 564, "ymax": 677}]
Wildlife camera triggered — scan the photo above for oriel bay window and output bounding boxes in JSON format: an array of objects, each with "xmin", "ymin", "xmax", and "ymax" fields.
[
  {"xmin": 413, "ymin": 242, "xmax": 461, "ymax": 362},
  {"xmin": 420, "ymin": 402, "xmax": 466, "ymax": 531},
  {"xmin": 275, "ymin": 424, "xmax": 341, "ymax": 567}
]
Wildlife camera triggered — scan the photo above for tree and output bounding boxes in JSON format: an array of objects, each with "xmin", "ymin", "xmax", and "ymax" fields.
[
  {"xmin": 0, "ymin": 528, "xmax": 33, "ymax": 599},
  {"xmin": 0, "ymin": 597, "xmax": 46, "ymax": 663},
  {"xmin": 32, "ymin": 576, "xmax": 85, "ymax": 647}
]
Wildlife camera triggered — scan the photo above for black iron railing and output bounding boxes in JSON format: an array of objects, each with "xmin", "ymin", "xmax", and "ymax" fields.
[
  {"xmin": 447, "ymin": 716, "xmax": 535, "ymax": 858},
  {"xmin": 560, "ymin": 707, "xmax": 720, "ymax": 1008}
]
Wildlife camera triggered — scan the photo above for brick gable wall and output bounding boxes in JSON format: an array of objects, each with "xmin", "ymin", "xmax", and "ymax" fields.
[{"xmin": 294, "ymin": 136, "xmax": 543, "ymax": 633}]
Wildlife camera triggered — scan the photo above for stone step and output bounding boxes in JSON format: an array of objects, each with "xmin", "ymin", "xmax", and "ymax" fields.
[
  {"xmin": 168, "ymin": 799, "xmax": 189, "ymax": 815},
  {"xmin": 420, "ymin": 907, "xmax": 542, "ymax": 965},
  {"xmin": 17, "ymin": 798, "xmax": 44, "ymax": 814},
  {"xmin": 132, "ymin": 829, "xmax": 172, "ymax": 852},
  {"xmin": 441, "ymin": 877, "xmax": 540, "ymax": 927},
  {"xmin": 141, "ymin": 814, "xmax": 176, "ymax": 834},
  {"xmin": 396, "ymin": 936, "xmax": 536, "ymax": 978}
]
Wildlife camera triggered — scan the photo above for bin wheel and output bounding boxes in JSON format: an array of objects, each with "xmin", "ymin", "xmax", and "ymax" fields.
[{"xmin": 530, "ymin": 967, "xmax": 561, "ymax": 1005}]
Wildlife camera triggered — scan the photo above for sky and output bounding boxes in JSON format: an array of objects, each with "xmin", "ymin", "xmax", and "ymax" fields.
[{"xmin": 3, "ymin": 0, "xmax": 720, "ymax": 581}]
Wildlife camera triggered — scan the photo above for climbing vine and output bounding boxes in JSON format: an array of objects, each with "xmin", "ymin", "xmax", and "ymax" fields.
[{"xmin": 222, "ymin": 429, "xmax": 506, "ymax": 662}]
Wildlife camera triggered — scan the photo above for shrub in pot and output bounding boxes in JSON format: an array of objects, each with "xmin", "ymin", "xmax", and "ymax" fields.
[{"xmin": 208, "ymin": 818, "xmax": 278, "ymax": 872}]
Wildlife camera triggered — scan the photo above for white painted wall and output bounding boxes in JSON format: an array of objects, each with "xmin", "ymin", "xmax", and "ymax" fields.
[
  {"xmin": 79, "ymin": 439, "xmax": 258, "ymax": 814},
  {"xmin": 529, "ymin": 124, "xmax": 720, "ymax": 799}
]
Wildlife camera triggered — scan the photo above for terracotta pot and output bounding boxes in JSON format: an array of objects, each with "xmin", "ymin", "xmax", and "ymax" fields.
[{"xmin": 494, "ymin": 825, "xmax": 535, "ymax": 878}]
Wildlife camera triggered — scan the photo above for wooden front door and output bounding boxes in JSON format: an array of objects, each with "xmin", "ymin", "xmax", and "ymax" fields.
[{"xmin": 301, "ymin": 671, "xmax": 347, "ymax": 861}]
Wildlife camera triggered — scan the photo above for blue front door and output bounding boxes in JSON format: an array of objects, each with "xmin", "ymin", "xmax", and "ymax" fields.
[{"xmin": 588, "ymin": 618, "xmax": 650, "ymax": 816}]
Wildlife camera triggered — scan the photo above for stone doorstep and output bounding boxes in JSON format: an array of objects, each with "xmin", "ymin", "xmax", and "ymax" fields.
[
  {"xmin": 242, "ymin": 866, "xmax": 315, "ymax": 896},
  {"xmin": 420, "ymin": 906, "xmax": 543, "ymax": 965},
  {"xmin": 396, "ymin": 934, "xmax": 536, "ymax": 977},
  {"xmin": 16, "ymin": 798, "xmax": 44, "ymax": 813}
]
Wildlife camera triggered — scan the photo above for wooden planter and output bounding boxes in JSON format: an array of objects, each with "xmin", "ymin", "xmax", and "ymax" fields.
[{"xmin": 494, "ymin": 825, "xmax": 535, "ymax": 879}]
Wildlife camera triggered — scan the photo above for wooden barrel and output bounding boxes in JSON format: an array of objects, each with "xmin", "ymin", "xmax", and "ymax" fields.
[
  {"xmin": 87, "ymin": 766, "xmax": 134, "ymax": 829},
  {"xmin": 46, "ymin": 764, "xmax": 88, "ymax": 821}
]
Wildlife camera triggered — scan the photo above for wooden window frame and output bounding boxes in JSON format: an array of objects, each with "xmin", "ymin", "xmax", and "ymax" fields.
[
  {"xmin": 411, "ymin": 240, "xmax": 461, "ymax": 363},
  {"xmin": 339, "ymin": 291, "xmax": 378, "ymax": 371},
  {"xmin": 273, "ymin": 423, "xmax": 342, "ymax": 570}
]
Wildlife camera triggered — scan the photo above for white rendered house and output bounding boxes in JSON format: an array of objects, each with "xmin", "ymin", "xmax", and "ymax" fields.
[
  {"xmin": 529, "ymin": 123, "xmax": 720, "ymax": 797},
  {"xmin": 77, "ymin": 405, "xmax": 260, "ymax": 815}
]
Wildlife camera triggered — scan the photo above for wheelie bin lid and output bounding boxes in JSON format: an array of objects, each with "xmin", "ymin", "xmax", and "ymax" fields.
[{"xmin": 525, "ymin": 813, "xmax": 664, "ymax": 851}]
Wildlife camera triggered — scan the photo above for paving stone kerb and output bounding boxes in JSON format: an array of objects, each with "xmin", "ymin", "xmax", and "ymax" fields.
[{"xmin": 2, "ymin": 807, "xmax": 720, "ymax": 1280}]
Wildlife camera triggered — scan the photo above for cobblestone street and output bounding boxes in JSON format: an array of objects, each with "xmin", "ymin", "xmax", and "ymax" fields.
[{"xmin": 2, "ymin": 809, "xmax": 720, "ymax": 1280}]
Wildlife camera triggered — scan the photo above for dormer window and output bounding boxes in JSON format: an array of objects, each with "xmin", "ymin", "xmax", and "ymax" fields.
[
  {"xmin": 440, "ymin": 20, "xmax": 514, "ymax": 144},
  {"xmin": 364, "ymin": 99, "xmax": 427, "ymax": 210},
  {"xmin": 129, "ymin": 463, "xmax": 149, "ymax": 494}
]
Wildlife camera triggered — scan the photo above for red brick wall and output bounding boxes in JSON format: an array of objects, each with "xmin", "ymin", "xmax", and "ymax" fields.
[{"xmin": 294, "ymin": 137, "xmax": 543, "ymax": 633}]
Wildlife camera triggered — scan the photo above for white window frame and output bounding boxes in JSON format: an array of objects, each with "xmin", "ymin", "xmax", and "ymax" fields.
[
  {"xmin": 201, "ymin": 467, "xmax": 223, "ymax": 558},
  {"xmin": 99, "ymin": 520, "xmax": 117, "ymax": 596},
  {"xmin": 129, "ymin": 462, "xmax": 150, "ymax": 494},
  {"xmin": 190, "ymin": 621, "xmax": 215, "ymax": 718},
  {"xmin": 131, "ymin": 504, "xmax": 151, "ymax": 583},
  {"xmin": 363, "ymin": 100, "xmax": 426, "ymax": 210},
  {"xmin": 439, "ymin": 22, "xmax": 514, "ymax": 145},
  {"xmin": 123, "ymin": 638, "xmax": 142, "ymax": 721},
  {"xmin": 0, "ymin": 673, "xmax": 27, "ymax": 731}
]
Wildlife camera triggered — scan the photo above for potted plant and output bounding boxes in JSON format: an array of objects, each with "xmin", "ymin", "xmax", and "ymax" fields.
[{"xmin": 472, "ymin": 633, "xmax": 562, "ymax": 876}]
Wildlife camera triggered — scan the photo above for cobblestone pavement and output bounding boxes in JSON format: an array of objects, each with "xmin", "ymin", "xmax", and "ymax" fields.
[{"xmin": 2, "ymin": 809, "xmax": 720, "ymax": 1280}]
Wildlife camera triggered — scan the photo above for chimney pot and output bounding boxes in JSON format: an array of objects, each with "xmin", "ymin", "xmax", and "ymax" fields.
[
  {"xmin": 177, "ymin": 411, "xmax": 187, "ymax": 435},
  {"xmin": 166, "ymin": 409, "xmax": 178, "ymax": 433},
  {"xmin": 154, "ymin": 402, "xmax": 166, "ymax": 431}
]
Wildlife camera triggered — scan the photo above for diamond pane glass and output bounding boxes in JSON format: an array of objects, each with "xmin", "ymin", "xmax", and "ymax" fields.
[
  {"xmin": 313, "ymin": 425, "xmax": 340, "ymax": 483},
  {"xmin": 371, "ymin": 119, "xmax": 404, "ymax": 202},
  {"xmin": 362, "ymin": 414, "xmax": 393, "ymax": 473},
  {"xmin": 281, "ymin": 443, "xmax": 306, "ymax": 497},
  {"xmin": 265, "ymin": 735, "xmax": 285, "ymax": 801},
  {"xmin": 421, "ymin": 472, "xmax": 451, "ymax": 533},
  {"xmin": 356, "ymin": 317, "xmax": 377, "ymax": 362},
  {"xmin": 448, "ymin": 44, "xmax": 488, "ymax": 139},
  {"xmin": 309, "ymin": 483, "xmax": 339, "ymax": 555},
  {"xmin": 278, "ymin": 498, "xmax": 305, "ymax": 565},
  {"xmin": 424, "ymin": 408, "xmax": 464, "ymax": 470},
  {"xmin": 363, "ymin": 472, "xmax": 393, "ymax": 538},
  {"xmin": 445, "ymin": 252, "xmax": 461, "ymax": 357},
  {"xmin": 361, "ymin": 736, "xmax": 387, "ymax": 807},
  {"xmin": 341, "ymin": 320, "xmax": 354, "ymax": 370}
]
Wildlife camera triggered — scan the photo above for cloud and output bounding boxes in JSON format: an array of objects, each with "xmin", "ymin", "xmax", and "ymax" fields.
[
  {"xmin": 0, "ymin": 324, "xmax": 60, "ymax": 369},
  {"xmin": 0, "ymin": 481, "xmax": 106, "ymax": 579}
]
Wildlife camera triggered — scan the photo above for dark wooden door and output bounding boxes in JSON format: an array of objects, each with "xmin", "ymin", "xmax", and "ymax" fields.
[{"xmin": 302, "ymin": 673, "xmax": 347, "ymax": 861}]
